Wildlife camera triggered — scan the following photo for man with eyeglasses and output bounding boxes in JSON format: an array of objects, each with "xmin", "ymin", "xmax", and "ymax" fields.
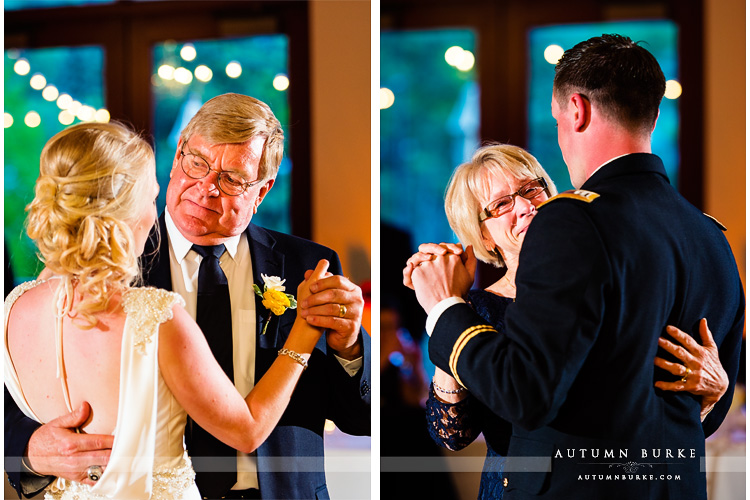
[
  {"xmin": 6, "ymin": 93, "xmax": 371, "ymax": 500},
  {"xmin": 406, "ymin": 34, "xmax": 743, "ymax": 499}
]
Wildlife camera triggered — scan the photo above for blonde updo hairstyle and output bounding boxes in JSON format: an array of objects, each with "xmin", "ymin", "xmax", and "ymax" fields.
[
  {"xmin": 179, "ymin": 93, "xmax": 284, "ymax": 182},
  {"xmin": 444, "ymin": 143, "xmax": 557, "ymax": 268},
  {"xmin": 25, "ymin": 121, "xmax": 155, "ymax": 326}
]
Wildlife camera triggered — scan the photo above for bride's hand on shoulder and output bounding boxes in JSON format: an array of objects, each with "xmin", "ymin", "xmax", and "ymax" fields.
[{"xmin": 653, "ymin": 319, "xmax": 728, "ymax": 420}]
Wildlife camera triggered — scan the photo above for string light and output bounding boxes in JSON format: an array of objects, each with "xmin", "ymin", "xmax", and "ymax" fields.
[
  {"xmin": 42, "ymin": 85, "xmax": 59, "ymax": 101},
  {"xmin": 14, "ymin": 59, "xmax": 30, "ymax": 76},
  {"xmin": 380, "ymin": 88, "xmax": 395, "ymax": 109},
  {"xmin": 273, "ymin": 74, "xmax": 289, "ymax": 91},
  {"xmin": 194, "ymin": 65, "xmax": 213, "ymax": 82},
  {"xmin": 664, "ymin": 79, "xmax": 682, "ymax": 99},
  {"xmin": 180, "ymin": 44, "xmax": 197, "ymax": 62},
  {"xmin": 226, "ymin": 61, "xmax": 242, "ymax": 78},
  {"xmin": 8, "ymin": 55, "xmax": 106, "ymax": 129},
  {"xmin": 158, "ymin": 64, "xmax": 175, "ymax": 80},
  {"xmin": 544, "ymin": 44, "xmax": 564, "ymax": 65},
  {"xmin": 174, "ymin": 67, "xmax": 193, "ymax": 85},
  {"xmin": 24, "ymin": 111, "xmax": 41, "ymax": 128},
  {"xmin": 30, "ymin": 74, "xmax": 47, "ymax": 90}
]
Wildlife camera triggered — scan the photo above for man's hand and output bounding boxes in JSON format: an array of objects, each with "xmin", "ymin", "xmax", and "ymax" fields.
[
  {"xmin": 27, "ymin": 402, "xmax": 113, "ymax": 486},
  {"xmin": 406, "ymin": 244, "xmax": 476, "ymax": 314},
  {"xmin": 299, "ymin": 261, "xmax": 364, "ymax": 360}
]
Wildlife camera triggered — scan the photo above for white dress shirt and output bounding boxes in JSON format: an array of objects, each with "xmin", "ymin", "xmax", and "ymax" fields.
[{"xmin": 165, "ymin": 210, "xmax": 259, "ymax": 490}]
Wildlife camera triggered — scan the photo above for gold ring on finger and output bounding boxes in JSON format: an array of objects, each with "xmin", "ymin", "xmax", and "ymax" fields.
[
  {"xmin": 680, "ymin": 366, "xmax": 692, "ymax": 383},
  {"xmin": 339, "ymin": 304, "xmax": 347, "ymax": 318}
]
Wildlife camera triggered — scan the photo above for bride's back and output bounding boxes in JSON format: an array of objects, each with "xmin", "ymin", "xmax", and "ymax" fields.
[
  {"xmin": 6, "ymin": 281, "xmax": 126, "ymax": 434},
  {"xmin": 6, "ymin": 121, "xmax": 158, "ymax": 436}
]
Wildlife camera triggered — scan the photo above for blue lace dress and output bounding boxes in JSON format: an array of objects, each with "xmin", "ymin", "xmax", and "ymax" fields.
[{"xmin": 426, "ymin": 289, "xmax": 514, "ymax": 500}]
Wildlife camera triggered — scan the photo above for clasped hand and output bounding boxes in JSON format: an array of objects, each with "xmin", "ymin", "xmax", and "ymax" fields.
[
  {"xmin": 402, "ymin": 243, "xmax": 477, "ymax": 314},
  {"xmin": 298, "ymin": 259, "xmax": 364, "ymax": 360}
]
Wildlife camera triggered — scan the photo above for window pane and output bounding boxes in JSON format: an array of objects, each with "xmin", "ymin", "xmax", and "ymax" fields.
[
  {"xmin": 380, "ymin": 29, "xmax": 479, "ymax": 250},
  {"xmin": 4, "ymin": 46, "xmax": 105, "ymax": 282},
  {"xmin": 151, "ymin": 36, "xmax": 291, "ymax": 233},
  {"xmin": 528, "ymin": 20, "xmax": 679, "ymax": 192}
]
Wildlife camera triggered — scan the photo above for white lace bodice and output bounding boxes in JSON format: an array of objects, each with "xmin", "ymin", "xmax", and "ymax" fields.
[{"xmin": 4, "ymin": 281, "xmax": 199, "ymax": 500}]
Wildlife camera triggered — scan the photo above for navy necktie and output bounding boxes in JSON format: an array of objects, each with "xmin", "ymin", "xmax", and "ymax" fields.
[{"xmin": 186, "ymin": 243, "xmax": 237, "ymax": 496}]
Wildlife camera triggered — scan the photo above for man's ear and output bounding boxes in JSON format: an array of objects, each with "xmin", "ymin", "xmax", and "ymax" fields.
[
  {"xmin": 253, "ymin": 178, "xmax": 275, "ymax": 214},
  {"xmin": 571, "ymin": 93, "xmax": 591, "ymax": 132}
]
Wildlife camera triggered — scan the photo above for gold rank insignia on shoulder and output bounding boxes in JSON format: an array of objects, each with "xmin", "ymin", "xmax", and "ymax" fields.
[
  {"xmin": 703, "ymin": 213, "xmax": 728, "ymax": 231},
  {"xmin": 538, "ymin": 189, "xmax": 600, "ymax": 209}
]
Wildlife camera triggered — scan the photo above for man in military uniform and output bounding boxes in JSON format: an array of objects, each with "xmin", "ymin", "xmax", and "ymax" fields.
[{"xmin": 407, "ymin": 34, "xmax": 744, "ymax": 499}]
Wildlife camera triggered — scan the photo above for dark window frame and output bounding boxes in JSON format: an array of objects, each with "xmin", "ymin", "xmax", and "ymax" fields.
[{"xmin": 6, "ymin": 0, "xmax": 312, "ymax": 238}]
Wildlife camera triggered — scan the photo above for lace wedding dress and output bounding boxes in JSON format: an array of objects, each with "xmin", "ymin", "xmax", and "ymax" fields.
[{"xmin": 4, "ymin": 280, "xmax": 200, "ymax": 499}]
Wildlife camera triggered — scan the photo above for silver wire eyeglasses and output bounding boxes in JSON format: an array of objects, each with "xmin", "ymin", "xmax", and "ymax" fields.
[
  {"xmin": 179, "ymin": 145, "xmax": 262, "ymax": 196},
  {"xmin": 478, "ymin": 177, "xmax": 549, "ymax": 223}
]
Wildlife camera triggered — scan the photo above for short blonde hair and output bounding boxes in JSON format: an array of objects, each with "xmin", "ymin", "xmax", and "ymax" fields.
[
  {"xmin": 180, "ymin": 93, "xmax": 284, "ymax": 182},
  {"xmin": 25, "ymin": 122, "xmax": 155, "ymax": 325},
  {"xmin": 445, "ymin": 144, "xmax": 557, "ymax": 267}
]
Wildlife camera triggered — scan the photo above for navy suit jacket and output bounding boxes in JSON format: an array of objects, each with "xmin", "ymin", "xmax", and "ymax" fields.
[
  {"xmin": 429, "ymin": 154, "xmax": 744, "ymax": 499},
  {"xmin": 5, "ymin": 215, "xmax": 371, "ymax": 499}
]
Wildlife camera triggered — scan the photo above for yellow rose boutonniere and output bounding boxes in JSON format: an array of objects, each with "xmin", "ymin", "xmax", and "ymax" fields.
[{"xmin": 253, "ymin": 274, "xmax": 297, "ymax": 335}]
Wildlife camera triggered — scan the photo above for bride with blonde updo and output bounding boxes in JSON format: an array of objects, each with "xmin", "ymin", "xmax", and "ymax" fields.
[
  {"xmin": 26, "ymin": 121, "xmax": 154, "ymax": 325},
  {"xmin": 5, "ymin": 122, "xmax": 326, "ymax": 500}
]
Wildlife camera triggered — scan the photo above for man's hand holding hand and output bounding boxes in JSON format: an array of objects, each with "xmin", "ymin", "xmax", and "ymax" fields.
[{"xmin": 299, "ymin": 260, "xmax": 364, "ymax": 360}]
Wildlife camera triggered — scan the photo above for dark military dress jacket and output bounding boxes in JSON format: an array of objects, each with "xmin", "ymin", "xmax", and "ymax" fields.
[{"xmin": 428, "ymin": 154, "xmax": 745, "ymax": 500}]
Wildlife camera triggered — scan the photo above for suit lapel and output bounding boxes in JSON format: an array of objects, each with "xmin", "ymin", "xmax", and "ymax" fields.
[
  {"xmin": 246, "ymin": 224, "xmax": 286, "ymax": 351},
  {"xmin": 141, "ymin": 214, "xmax": 173, "ymax": 291}
]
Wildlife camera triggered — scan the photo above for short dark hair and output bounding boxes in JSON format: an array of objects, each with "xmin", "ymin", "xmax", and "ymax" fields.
[{"xmin": 553, "ymin": 34, "xmax": 666, "ymax": 134}]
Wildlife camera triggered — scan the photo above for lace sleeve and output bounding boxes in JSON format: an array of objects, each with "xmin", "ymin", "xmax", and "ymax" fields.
[{"xmin": 425, "ymin": 384, "xmax": 481, "ymax": 451}]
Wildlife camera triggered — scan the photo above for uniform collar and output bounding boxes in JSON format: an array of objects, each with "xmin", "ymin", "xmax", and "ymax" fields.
[{"xmin": 582, "ymin": 153, "xmax": 669, "ymax": 190}]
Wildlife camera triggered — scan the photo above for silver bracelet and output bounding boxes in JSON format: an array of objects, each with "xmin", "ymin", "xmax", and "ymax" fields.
[
  {"xmin": 432, "ymin": 378, "xmax": 466, "ymax": 394},
  {"xmin": 278, "ymin": 348, "xmax": 308, "ymax": 371}
]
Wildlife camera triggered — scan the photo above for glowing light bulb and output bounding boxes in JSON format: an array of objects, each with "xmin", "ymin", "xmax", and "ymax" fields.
[
  {"xmin": 445, "ymin": 46, "xmax": 464, "ymax": 67},
  {"xmin": 158, "ymin": 64, "xmax": 175, "ymax": 80},
  {"xmin": 273, "ymin": 74, "xmax": 290, "ymax": 91},
  {"xmin": 174, "ymin": 67, "xmax": 193, "ymax": 85},
  {"xmin": 180, "ymin": 44, "xmax": 196, "ymax": 62},
  {"xmin": 194, "ymin": 65, "xmax": 213, "ymax": 82},
  {"xmin": 380, "ymin": 88, "xmax": 395, "ymax": 109},
  {"xmin": 664, "ymin": 79, "xmax": 682, "ymax": 99},
  {"xmin": 24, "ymin": 111, "xmax": 41, "ymax": 128},
  {"xmin": 456, "ymin": 50, "xmax": 475, "ymax": 71},
  {"xmin": 58, "ymin": 110, "xmax": 75, "ymax": 125},
  {"xmin": 95, "ymin": 108, "xmax": 111, "ymax": 123},
  {"xmin": 30, "ymin": 74, "xmax": 47, "ymax": 90},
  {"xmin": 57, "ymin": 94, "xmax": 73, "ymax": 110},
  {"xmin": 226, "ymin": 61, "xmax": 242, "ymax": 79},
  {"xmin": 544, "ymin": 44, "xmax": 564, "ymax": 65},
  {"xmin": 42, "ymin": 85, "xmax": 59, "ymax": 101},
  {"xmin": 14, "ymin": 59, "xmax": 30, "ymax": 76},
  {"xmin": 77, "ymin": 105, "xmax": 96, "ymax": 122}
]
